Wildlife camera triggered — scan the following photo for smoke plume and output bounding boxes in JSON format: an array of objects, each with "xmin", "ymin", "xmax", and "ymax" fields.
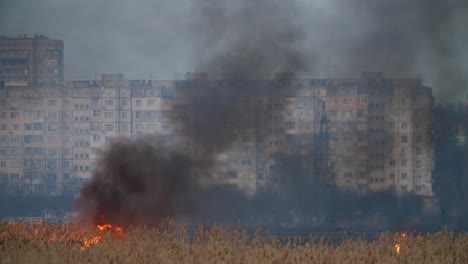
[
  {"xmin": 77, "ymin": 135, "xmax": 195, "ymax": 226},
  {"xmin": 77, "ymin": 0, "xmax": 310, "ymax": 226}
]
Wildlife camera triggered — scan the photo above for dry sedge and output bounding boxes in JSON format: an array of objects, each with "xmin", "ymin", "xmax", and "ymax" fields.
[{"xmin": 1, "ymin": 220, "xmax": 467, "ymax": 264}]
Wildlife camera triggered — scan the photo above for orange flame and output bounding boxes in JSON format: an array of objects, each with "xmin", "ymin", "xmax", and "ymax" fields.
[
  {"xmin": 80, "ymin": 223, "xmax": 124, "ymax": 251},
  {"xmin": 395, "ymin": 243, "xmax": 401, "ymax": 255},
  {"xmin": 394, "ymin": 232, "xmax": 406, "ymax": 255}
]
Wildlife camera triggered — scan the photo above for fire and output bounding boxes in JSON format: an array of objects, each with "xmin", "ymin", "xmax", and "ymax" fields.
[
  {"xmin": 394, "ymin": 232, "xmax": 407, "ymax": 255},
  {"xmin": 80, "ymin": 223, "xmax": 124, "ymax": 251},
  {"xmin": 395, "ymin": 243, "xmax": 401, "ymax": 255},
  {"xmin": 82, "ymin": 236, "xmax": 101, "ymax": 250}
]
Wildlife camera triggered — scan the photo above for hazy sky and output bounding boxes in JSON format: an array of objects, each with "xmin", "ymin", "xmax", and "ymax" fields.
[{"xmin": 1, "ymin": 0, "xmax": 467, "ymax": 101}]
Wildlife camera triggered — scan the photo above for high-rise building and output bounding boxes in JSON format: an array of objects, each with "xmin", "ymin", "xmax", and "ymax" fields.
[
  {"xmin": 0, "ymin": 37, "xmax": 434, "ymax": 198},
  {"xmin": 0, "ymin": 73, "xmax": 434, "ymax": 197},
  {"xmin": 0, "ymin": 35, "xmax": 64, "ymax": 86}
]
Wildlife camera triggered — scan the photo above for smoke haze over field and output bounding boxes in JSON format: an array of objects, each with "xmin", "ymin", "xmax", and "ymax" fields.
[{"xmin": 1, "ymin": 0, "xmax": 467, "ymax": 101}]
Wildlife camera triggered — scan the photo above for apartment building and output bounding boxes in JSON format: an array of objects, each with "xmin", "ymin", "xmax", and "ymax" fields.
[
  {"xmin": 0, "ymin": 71, "xmax": 434, "ymax": 197},
  {"xmin": 0, "ymin": 35, "xmax": 64, "ymax": 86}
]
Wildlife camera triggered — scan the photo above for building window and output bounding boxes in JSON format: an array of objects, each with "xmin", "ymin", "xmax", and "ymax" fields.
[
  {"xmin": 415, "ymin": 160, "xmax": 422, "ymax": 168},
  {"xmin": 0, "ymin": 112, "xmax": 6, "ymax": 118},
  {"xmin": 91, "ymin": 123, "xmax": 100, "ymax": 131},
  {"xmin": 135, "ymin": 99, "xmax": 142, "ymax": 106},
  {"xmin": 415, "ymin": 135, "xmax": 422, "ymax": 143},
  {"xmin": 401, "ymin": 185, "xmax": 408, "ymax": 192},
  {"xmin": 104, "ymin": 112, "xmax": 114, "ymax": 119},
  {"xmin": 105, "ymin": 99, "xmax": 114, "ymax": 106},
  {"xmin": 389, "ymin": 172, "xmax": 395, "ymax": 179},
  {"xmin": 401, "ymin": 159, "xmax": 407, "ymax": 166},
  {"xmin": 121, "ymin": 99, "xmax": 128, "ymax": 106},
  {"xmin": 92, "ymin": 148, "xmax": 101, "ymax": 154},
  {"xmin": 401, "ymin": 172, "xmax": 408, "ymax": 179},
  {"xmin": 93, "ymin": 135, "xmax": 100, "ymax": 141},
  {"xmin": 47, "ymin": 111, "xmax": 58, "ymax": 119},
  {"xmin": 401, "ymin": 122, "xmax": 408, "ymax": 129},
  {"xmin": 104, "ymin": 124, "xmax": 114, "ymax": 131},
  {"xmin": 23, "ymin": 135, "xmax": 43, "ymax": 144},
  {"xmin": 63, "ymin": 148, "xmax": 70, "ymax": 156},
  {"xmin": 10, "ymin": 112, "xmax": 19, "ymax": 119},
  {"xmin": 401, "ymin": 135, "xmax": 408, "ymax": 143},
  {"xmin": 359, "ymin": 172, "xmax": 366, "ymax": 179},
  {"xmin": 120, "ymin": 123, "xmax": 129, "ymax": 131},
  {"xmin": 400, "ymin": 148, "xmax": 407, "ymax": 156},
  {"xmin": 241, "ymin": 160, "xmax": 252, "ymax": 166},
  {"xmin": 135, "ymin": 111, "xmax": 142, "ymax": 119},
  {"xmin": 357, "ymin": 110, "xmax": 365, "ymax": 118},
  {"xmin": 48, "ymin": 124, "xmax": 58, "ymax": 131},
  {"xmin": 148, "ymin": 99, "xmax": 154, "ymax": 105},
  {"xmin": 0, "ymin": 161, "xmax": 6, "ymax": 167},
  {"xmin": 48, "ymin": 99, "xmax": 57, "ymax": 106},
  {"xmin": 47, "ymin": 149, "xmax": 57, "ymax": 156},
  {"xmin": 47, "ymin": 161, "xmax": 57, "ymax": 169},
  {"xmin": 0, "ymin": 148, "xmax": 7, "ymax": 156}
]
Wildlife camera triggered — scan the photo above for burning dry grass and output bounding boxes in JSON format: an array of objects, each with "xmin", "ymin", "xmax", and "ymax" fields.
[{"xmin": 1, "ymin": 220, "xmax": 467, "ymax": 264}]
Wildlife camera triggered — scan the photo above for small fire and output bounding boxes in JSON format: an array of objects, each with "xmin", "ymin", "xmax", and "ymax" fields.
[
  {"xmin": 395, "ymin": 243, "xmax": 401, "ymax": 255},
  {"xmin": 80, "ymin": 223, "xmax": 124, "ymax": 251},
  {"xmin": 394, "ymin": 232, "xmax": 407, "ymax": 255}
]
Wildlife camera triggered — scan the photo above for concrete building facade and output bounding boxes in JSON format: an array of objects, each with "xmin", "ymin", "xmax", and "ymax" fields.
[
  {"xmin": 0, "ymin": 35, "xmax": 64, "ymax": 86},
  {"xmin": 0, "ymin": 34, "xmax": 433, "ymax": 198},
  {"xmin": 0, "ymin": 72, "xmax": 434, "ymax": 197}
]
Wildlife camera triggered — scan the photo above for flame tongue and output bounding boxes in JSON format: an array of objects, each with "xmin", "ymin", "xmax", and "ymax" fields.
[
  {"xmin": 395, "ymin": 243, "xmax": 401, "ymax": 255},
  {"xmin": 80, "ymin": 222, "xmax": 124, "ymax": 251},
  {"xmin": 394, "ymin": 232, "xmax": 407, "ymax": 255}
]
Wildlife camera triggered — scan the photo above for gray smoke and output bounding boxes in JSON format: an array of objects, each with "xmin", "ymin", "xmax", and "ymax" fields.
[
  {"xmin": 177, "ymin": 0, "xmax": 308, "ymax": 149},
  {"xmin": 77, "ymin": 0, "xmax": 309, "ymax": 226}
]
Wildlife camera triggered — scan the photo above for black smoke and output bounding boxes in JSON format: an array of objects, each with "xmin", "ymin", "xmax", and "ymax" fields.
[{"xmin": 77, "ymin": 135, "xmax": 195, "ymax": 226}]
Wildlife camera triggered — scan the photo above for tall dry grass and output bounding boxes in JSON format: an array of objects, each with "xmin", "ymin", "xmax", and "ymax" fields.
[{"xmin": 1, "ymin": 219, "xmax": 467, "ymax": 264}]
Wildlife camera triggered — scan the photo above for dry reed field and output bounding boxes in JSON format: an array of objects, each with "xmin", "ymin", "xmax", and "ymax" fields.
[{"xmin": 1, "ymin": 219, "xmax": 467, "ymax": 264}]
